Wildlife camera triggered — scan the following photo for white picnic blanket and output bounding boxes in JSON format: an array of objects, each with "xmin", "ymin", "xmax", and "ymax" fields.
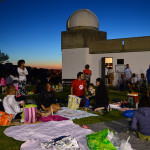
[
  {"xmin": 4, "ymin": 120, "xmax": 93, "ymax": 150},
  {"xmin": 56, "ymin": 107, "xmax": 98, "ymax": 120}
]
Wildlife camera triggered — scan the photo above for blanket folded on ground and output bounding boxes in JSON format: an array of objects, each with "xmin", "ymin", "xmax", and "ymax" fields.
[
  {"xmin": 37, "ymin": 115, "xmax": 69, "ymax": 122},
  {"xmin": 4, "ymin": 120, "xmax": 93, "ymax": 150},
  {"xmin": 56, "ymin": 107, "xmax": 98, "ymax": 120}
]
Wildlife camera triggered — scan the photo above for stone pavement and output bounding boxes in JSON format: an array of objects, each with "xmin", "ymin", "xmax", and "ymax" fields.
[{"xmin": 88, "ymin": 119, "xmax": 150, "ymax": 150}]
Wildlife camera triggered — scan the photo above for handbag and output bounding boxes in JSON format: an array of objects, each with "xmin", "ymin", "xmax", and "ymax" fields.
[
  {"xmin": 68, "ymin": 95, "xmax": 81, "ymax": 110},
  {"xmin": 22, "ymin": 104, "xmax": 37, "ymax": 123}
]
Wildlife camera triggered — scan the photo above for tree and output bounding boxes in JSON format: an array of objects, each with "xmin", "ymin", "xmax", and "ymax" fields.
[{"xmin": 0, "ymin": 50, "xmax": 9, "ymax": 64}]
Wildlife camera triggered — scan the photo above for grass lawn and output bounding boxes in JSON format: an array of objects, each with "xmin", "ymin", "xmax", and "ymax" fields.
[{"xmin": 0, "ymin": 85, "xmax": 142, "ymax": 150}]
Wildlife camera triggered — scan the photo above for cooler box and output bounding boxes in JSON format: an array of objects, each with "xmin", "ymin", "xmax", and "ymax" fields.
[
  {"xmin": 127, "ymin": 93, "xmax": 138, "ymax": 108},
  {"xmin": 127, "ymin": 93, "xmax": 138, "ymax": 103},
  {"xmin": 68, "ymin": 95, "xmax": 81, "ymax": 110}
]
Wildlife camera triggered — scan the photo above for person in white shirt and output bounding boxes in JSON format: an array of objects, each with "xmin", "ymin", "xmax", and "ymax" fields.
[
  {"xmin": 108, "ymin": 67, "xmax": 114, "ymax": 87},
  {"xmin": 3, "ymin": 85, "xmax": 53, "ymax": 119},
  {"xmin": 105, "ymin": 65, "xmax": 108, "ymax": 86},
  {"xmin": 124, "ymin": 64, "xmax": 132, "ymax": 81},
  {"xmin": 130, "ymin": 73, "xmax": 137, "ymax": 92},
  {"xmin": 17, "ymin": 59, "xmax": 28, "ymax": 95},
  {"xmin": 3, "ymin": 85, "xmax": 24, "ymax": 119}
]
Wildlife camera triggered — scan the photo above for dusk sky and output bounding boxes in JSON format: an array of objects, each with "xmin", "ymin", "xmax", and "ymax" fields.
[{"xmin": 0, "ymin": 0, "xmax": 150, "ymax": 69}]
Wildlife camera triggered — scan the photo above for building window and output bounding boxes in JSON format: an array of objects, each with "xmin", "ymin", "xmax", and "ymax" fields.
[
  {"xmin": 122, "ymin": 40, "xmax": 124, "ymax": 45},
  {"xmin": 117, "ymin": 59, "xmax": 124, "ymax": 64}
]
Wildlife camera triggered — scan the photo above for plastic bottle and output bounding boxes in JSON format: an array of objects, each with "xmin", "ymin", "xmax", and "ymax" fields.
[{"xmin": 113, "ymin": 132, "xmax": 120, "ymax": 149}]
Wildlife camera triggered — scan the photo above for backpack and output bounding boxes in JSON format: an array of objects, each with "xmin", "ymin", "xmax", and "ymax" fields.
[{"xmin": 0, "ymin": 111, "xmax": 13, "ymax": 126}]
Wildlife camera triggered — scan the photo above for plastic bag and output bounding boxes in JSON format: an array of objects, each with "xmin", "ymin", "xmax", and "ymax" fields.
[
  {"xmin": 122, "ymin": 110, "xmax": 135, "ymax": 118},
  {"xmin": 87, "ymin": 129, "xmax": 117, "ymax": 150},
  {"xmin": 120, "ymin": 136, "xmax": 133, "ymax": 150},
  {"xmin": 41, "ymin": 135, "xmax": 79, "ymax": 150},
  {"xmin": 107, "ymin": 130, "xmax": 114, "ymax": 143}
]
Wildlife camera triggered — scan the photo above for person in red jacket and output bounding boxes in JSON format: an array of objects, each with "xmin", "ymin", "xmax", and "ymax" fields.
[{"xmin": 71, "ymin": 72, "xmax": 87, "ymax": 106}]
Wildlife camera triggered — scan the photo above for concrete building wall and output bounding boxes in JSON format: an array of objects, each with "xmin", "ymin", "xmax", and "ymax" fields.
[
  {"xmin": 89, "ymin": 36, "xmax": 150, "ymax": 54},
  {"xmin": 61, "ymin": 30, "xmax": 107, "ymax": 49},
  {"xmin": 62, "ymin": 48, "xmax": 150, "ymax": 86},
  {"xmin": 62, "ymin": 48, "xmax": 88, "ymax": 79}
]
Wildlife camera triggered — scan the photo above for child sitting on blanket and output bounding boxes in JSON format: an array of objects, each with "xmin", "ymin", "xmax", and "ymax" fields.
[
  {"xmin": 85, "ymin": 83, "xmax": 95, "ymax": 109},
  {"xmin": 3, "ymin": 85, "xmax": 48, "ymax": 120},
  {"xmin": 37, "ymin": 82, "xmax": 61, "ymax": 115},
  {"xmin": 3, "ymin": 85, "xmax": 24, "ymax": 119}
]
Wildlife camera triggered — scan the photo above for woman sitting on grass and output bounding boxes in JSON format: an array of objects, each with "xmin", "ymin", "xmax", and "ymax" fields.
[
  {"xmin": 38, "ymin": 82, "xmax": 60, "ymax": 115},
  {"xmin": 131, "ymin": 95, "xmax": 150, "ymax": 140},
  {"xmin": 94, "ymin": 78, "xmax": 109, "ymax": 112}
]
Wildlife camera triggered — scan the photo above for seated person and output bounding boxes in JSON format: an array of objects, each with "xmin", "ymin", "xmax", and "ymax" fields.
[
  {"xmin": 3, "ymin": 85, "xmax": 48, "ymax": 119},
  {"xmin": 3, "ymin": 85, "xmax": 24, "ymax": 119},
  {"xmin": 37, "ymin": 82, "xmax": 60, "ymax": 114},
  {"xmin": 131, "ymin": 95, "xmax": 150, "ymax": 140},
  {"xmin": 85, "ymin": 83, "xmax": 95, "ymax": 108},
  {"xmin": 130, "ymin": 73, "xmax": 138, "ymax": 92},
  {"xmin": 94, "ymin": 78, "xmax": 109, "ymax": 112},
  {"xmin": 117, "ymin": 74, "xmax": 126, "ymax": 91},
  {"xmin": 137, "ymin": 73, "xmax": 146, "ymax": 92}
]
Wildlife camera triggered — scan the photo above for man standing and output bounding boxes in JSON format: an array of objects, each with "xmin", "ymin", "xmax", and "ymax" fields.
[
  {"xmin": 146, "ymin": 65, "xmax": 150, "ymax": 97},
  {"xmin": 71, "ymin": 72, "xmax": 86, "ymax": 106},
  {"xmin": 124, "ymin": 64, "xmax": 132, "ymax": 82}
]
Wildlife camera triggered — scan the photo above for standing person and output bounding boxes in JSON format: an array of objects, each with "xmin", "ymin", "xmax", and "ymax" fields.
[
  {"xmin": 147, "ymin": 65, "xmax": 150, "ymax": 97},
  {"xmin": 94, "ymin": 78, "xmax": 109, "ymax": 111},
  {"xmin": 108, "ymin": 67, "xmax": 114, "ymax": 87},
  {"xmin": 83, "ymin": 64, "xmax": 92, "ymax": 89},
  {"xmin": 1, "ymin": 74, "xmax": 6, "ymax": 94},
  {"xmin": 6, "ymin": 73, "xmax": 13, "ymax": 86},
  {"xmin": 124, "ymin": 64, "xmax": 132, "ymax": 82},
  {"xmin": 71, "ymin": 72, "xmax": 87, "ymax": 106},
  {"xmin": 17, "ymin": 59, "xmax": 28, "ymax": 95},
  {"xmin": 105, "ymin": 65, "xmax": 108, "ymax": 86}
]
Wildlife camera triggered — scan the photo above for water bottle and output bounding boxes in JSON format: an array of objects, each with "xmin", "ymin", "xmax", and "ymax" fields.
[{"xmin": 113, "ymin": 132, "xmax": 120, "ymax": 149}]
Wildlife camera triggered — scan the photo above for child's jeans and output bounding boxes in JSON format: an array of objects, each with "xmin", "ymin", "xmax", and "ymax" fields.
[{"xmin": 85, "ymin": 96, "xmax": 90, "ymax": 107}]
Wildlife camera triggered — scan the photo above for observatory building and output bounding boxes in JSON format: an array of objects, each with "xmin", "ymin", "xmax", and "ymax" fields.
[{"xmin": 61, "ymin": 9, "xmax": 150, "ymax": 85}]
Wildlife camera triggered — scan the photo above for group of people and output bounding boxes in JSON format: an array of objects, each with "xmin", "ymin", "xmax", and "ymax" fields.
[
  {"xmin": 1, "ymin": 61, "xmax": 150, "ymax": 140},
  {"xmin": 0, "ymin": 59, "xmax": 28, "ymax": 95},
  {"xmin": 71, "ymin": 64, "xmax": 109, "ymax": 111},
  {"xmin": 118, "ymin": 64, "xmax": 149, "ymax": 93},
  {"xmin": 1, "ymin": 59, "xmax": 61, "ymax": 120},
  {"xmin": 3, "ymin": 82, "xmax": 61, "ymax": 120}
]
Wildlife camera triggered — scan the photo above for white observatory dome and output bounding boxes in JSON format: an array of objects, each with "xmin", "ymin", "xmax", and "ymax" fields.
[{"xmin": 67, "ymin": 9, "xmax": 99, "ymax": 30}]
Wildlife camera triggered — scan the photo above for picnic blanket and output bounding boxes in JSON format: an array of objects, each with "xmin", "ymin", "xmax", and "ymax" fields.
[
  {"xmin": 56, "ymin": 107, "xmax": 98, "ymax": 120},
  {"xmin": 4, "ymin": 120, "xmax": 93, "ymax": 150}
]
